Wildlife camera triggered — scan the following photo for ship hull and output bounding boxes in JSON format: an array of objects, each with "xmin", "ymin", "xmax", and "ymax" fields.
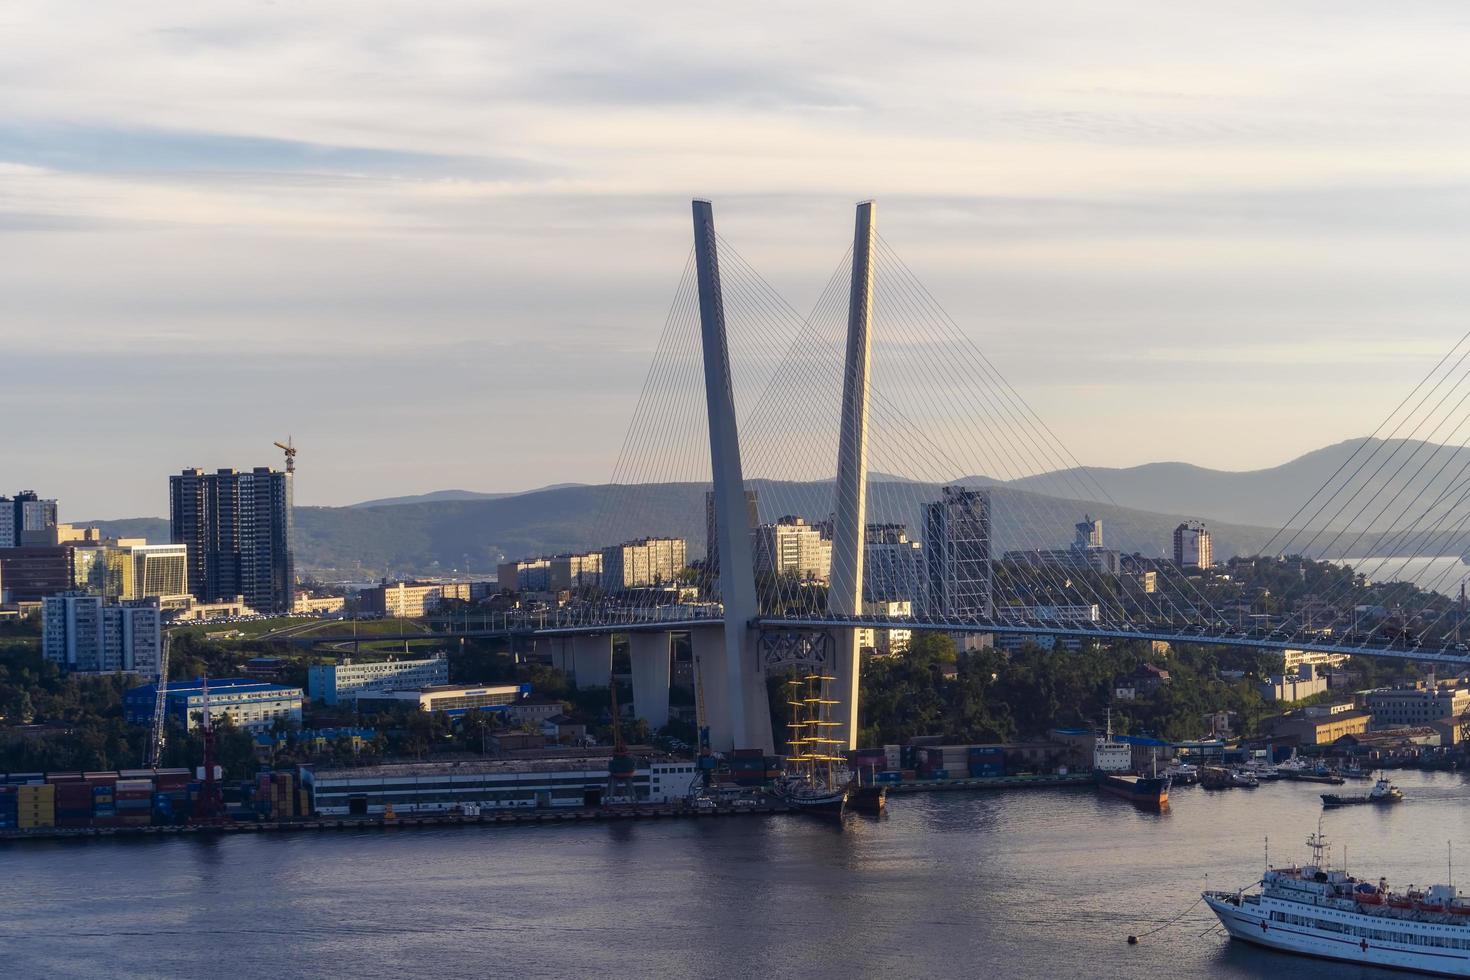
[
  {"xmin": 849, "ymin": 785, "xmax": 886, "ymax": 815},
  {"xmin": 1205, "ymin": 894, "xmax": 1470, "ymax": 977},
  {"xmin": 1096, "ymin": 773, "xmax": 1169, "ymax": 809},
  {"xmin": 784, "ymin": 790, "xmax": 847, "ymax": 818}
]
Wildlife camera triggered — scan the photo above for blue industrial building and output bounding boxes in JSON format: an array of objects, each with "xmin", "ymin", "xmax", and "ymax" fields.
[{"xmin": 124, "ymin": 678, "xmax": 304, "ymax": 732}]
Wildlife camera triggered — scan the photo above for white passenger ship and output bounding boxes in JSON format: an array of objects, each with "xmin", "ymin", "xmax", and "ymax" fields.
[{"xmin": 1205, "ymin": 829, "xmax": 1470, "ymax": 976}]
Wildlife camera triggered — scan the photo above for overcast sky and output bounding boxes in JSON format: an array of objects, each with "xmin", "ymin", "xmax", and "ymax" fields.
[{"xmin": 6, "ymin": 2, "xmax": 1470, "ymax": 519}]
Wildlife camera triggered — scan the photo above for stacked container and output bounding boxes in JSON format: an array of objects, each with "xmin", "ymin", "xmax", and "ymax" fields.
[
  {"xmin": 90, "ymin": 774, "xmax": 119, "ymax": 827},
  {"xmin": 152, "ymin": 769, "xmax": 192, "ymax": 825},
  {"xmin": 724, "ymin": 753, "xmax": 768, "ymax": 788},
  {"xmin": 0, "ymin": 785, "xmax": 16, "ymax": 831},
  {"xmin": 115, "ymin": 778, "xmax": 154, "ymax": 826},
  {"xmin": 50, "ymin": 775, "xmax": 94, "ymax": 828},
  {"xmin": 17, "ymin": 784, "xmax": 55, "ymax": 828},
  {"xmin": 964, "ymin": 747, "xmax": 1003, "ymax": 778},
  {"xmin": 915, "ymin": 747, "xmax": 946, "ymax": 779}
]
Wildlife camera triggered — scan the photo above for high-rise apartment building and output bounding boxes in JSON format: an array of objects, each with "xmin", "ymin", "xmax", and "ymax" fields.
[
  {"xmin": 1173, "ymin": 521, "xmax": 1213, "ymax": 570},
  {"xmin": 0, "ymin": 491, "xmax": 58, "ymax": 548},
  {"xmin": 41, "ymin": 594, "xmax": 163, "ymax": 679},
  {"xmin": 601, "ymin": 537, "xmax": 687, "ymax": 590},
  {"xmin": 864, "ymin": 524, "xmax": 925, "ymax": 604},
  {"xmin": 497, "ymin": 557, "xmax": 552, "ymax": 593},
  {"xmin": 549, "ymin": 551, "xmax": 602, "ymax": 591},
  {"xmin": 1075, "ymin": 515, "xmax": 1104, "ymax": 550},
  {"xmin": 752, "ymin": 516, "xmax": 832, "ymax": 583},
  {"xmin": 924, "ymin": 486, "xmax": 993, "ymax": 619},
  {"xmin": 170, "ymin": 467, "xmax": 294, "ymax": 613}
]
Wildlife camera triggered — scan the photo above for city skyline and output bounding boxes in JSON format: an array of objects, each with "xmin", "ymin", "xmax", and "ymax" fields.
[{"xmin": 7, "ymin": 3, "xmax": 1470, "ymax": 518}]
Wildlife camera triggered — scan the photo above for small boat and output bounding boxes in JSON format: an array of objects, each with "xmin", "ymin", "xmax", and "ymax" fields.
[
  {"xmin": 1322, "ymin": 778, "xmax": 1403, "ymax": 808},
  {"xmin": 1163, "ymin": 762, "xmax": 1199, "ymax": 785},
  {"xmin": 1229, "ymin": 768, "xmax": 1260, "ymax": 788},
  {"xmin": 1280, "ymin": 766, "xmax": 1346, "ymax": 785}
]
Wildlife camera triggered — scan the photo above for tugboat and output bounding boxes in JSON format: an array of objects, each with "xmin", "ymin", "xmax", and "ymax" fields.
[
  {"xmin": 1093, "ymin": 714, "xmax": 1170, "ymax": 809},
  {"xmin": 1205, "ymin": 825, "xmax": 1470, "ymax": 975},
  {"xmin": 1322, "ymin": 777, "xmax": 1404, "ymax": 808},
  {"xmin": 777, "ymin": 673, "xmax": 849, "ymax": 818}
]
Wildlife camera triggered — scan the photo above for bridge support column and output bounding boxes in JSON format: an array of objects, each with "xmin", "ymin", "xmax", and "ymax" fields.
[
  {"xmin": 547, "ymin": 637, "xmax": 574, "ymax": 674},
  {"xmin": 691, "ymin": 624, "xmax": 733, "ymax": 752},
  {"xmin": 828, "ymin": 201, "xmax": 876, "ymax": 751},
  {"xmin": 629, "ymin": 632, "xmax": 672, "ymax": 730},
  {"xmin": 692, "ymin": 199, "xmax": 772, "ymax": 754},
  {"xmin": 571, "ymin": 634, "xmax": 613, "ymax": 687}
]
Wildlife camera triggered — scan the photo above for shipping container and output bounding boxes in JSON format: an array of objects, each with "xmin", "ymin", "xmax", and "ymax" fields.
[{"xmin": 874, "ymin": 771, "xmax": 903, "ymax": 784}]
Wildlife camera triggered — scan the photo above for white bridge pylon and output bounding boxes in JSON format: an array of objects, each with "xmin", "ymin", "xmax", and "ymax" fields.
[{"xmin": 691, "ymin": 199, "xmax": 875, "ymax": 754}]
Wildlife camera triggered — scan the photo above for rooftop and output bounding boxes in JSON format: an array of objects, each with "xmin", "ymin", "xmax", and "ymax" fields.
[{"xmin": 127, "ymin": 678, "xmax": 302, "ymax": 698}]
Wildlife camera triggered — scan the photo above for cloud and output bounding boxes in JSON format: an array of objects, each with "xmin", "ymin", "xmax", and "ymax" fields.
[{"xmin": 6, "ymin": 1, "xmax": 1470, "ymax": 517}]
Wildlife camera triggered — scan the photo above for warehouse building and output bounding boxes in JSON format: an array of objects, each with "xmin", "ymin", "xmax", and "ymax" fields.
[
  {"xmin": 310, "ymin": 757, "xmax": 693, "ymax": 815},
  {"xmin": 355, "ymin": 683, "xmax": 530, "ymax": 718}
]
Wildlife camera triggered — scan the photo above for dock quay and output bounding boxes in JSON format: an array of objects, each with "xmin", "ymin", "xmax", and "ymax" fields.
[
  {"xmin": 0, "ymin": 801, "xmax": 796, "ymax": 842},
  {"xmin": 884, "ymin": 772, "xmax": 1093, "ymax": 794}
]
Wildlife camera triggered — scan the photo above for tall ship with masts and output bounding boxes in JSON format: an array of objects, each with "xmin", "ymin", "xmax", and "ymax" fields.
[
  {"xmin": 778, "ymin": 673, "xmax": 849, "ymax": 817},
  {"xmin": 1205, "ymin": 827, "xmax": 1470, "ymax": 976}
]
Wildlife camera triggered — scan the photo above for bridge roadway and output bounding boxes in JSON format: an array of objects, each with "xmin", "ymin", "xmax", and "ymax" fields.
[{"xmin": 284, "ymin": 611, "xmax": 1470, "ymax": 666}]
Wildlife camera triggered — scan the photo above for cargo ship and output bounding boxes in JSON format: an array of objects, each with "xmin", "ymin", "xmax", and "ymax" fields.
[
  {"xmin": 1205, "ymin": 827, "xmax": 1470, "ymax": 976},
  {"xmin": 1093, "ymin": 715, "xmax": 1169, "ymax": 809},
  {"xmin": 1322, "ymin": 778, "xmax": 1403, "ymax": 808}
]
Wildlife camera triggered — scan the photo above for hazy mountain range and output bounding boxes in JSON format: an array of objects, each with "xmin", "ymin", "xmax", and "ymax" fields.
[{"xmin": 83, "ymin": 438, "xmax": 1470, "ymax": 577}]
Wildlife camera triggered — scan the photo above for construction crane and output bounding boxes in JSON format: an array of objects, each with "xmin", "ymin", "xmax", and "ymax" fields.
[
  {"xmin": 273, "ymin": 436, "xmax": 297, "ymax": 474},
  {"xmin": 193, "ymin": 675, "xmax": 226, "ymax": 824},
  {"xmin": 146, "ymin": 633, "xmax": 172, "ymax": 769}
]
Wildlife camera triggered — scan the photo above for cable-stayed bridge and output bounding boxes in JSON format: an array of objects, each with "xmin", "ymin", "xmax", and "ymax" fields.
[{"xmin": 496, "ymin": 199, "xmax": 1470, "ymax": 754}]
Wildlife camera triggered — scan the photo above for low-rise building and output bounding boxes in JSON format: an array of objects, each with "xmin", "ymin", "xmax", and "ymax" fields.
[
  {"xmin": 170, "ymin": 595, "xmax": 258, "ymax": 622},
  {"xmin": 292, "ymin": 593, "xmax": 346, "ymax": 615},
  {"xmin": 124, "ymin": 678, "xmax": 303, "ymax": 732},
  {"xmin": 356, "ymin": 683, "xmax": 530, "ymax": 718},
  {"xmin": 307, "ymin": 655, "xmax": 450, "ymax": 705},
  {"xmin": 1366, "ymin": 683, "xmax": 1470, "ymax": 730},
  {"xmin": 503, "ymin": 695, "xmax": 567, "ymax": 728},
  {"xmin": 360, "ymin": 581, "xmax": 473, "ymax": 617},
  {"xmin": 1258, "ymin": 663, "xmax": 1329, "ymax": 702},
  {"xmin": 1265, "ymin": 701, "xmax": 1372, "ymax": 746},
  {"xmin": 1282, "ymin": 648, "xmax": 1350, "ymax": 674},
  {"xmin": 542, "ymin": 714, "xmax": 589, "ymax": 744}
]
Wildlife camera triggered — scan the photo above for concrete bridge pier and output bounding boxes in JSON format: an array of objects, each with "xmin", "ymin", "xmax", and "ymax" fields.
[
  {"xmin": 571, "ymin": 634, "xmax": 613, "ymax": 687},
  {"xmin": 629, "ymin": 631, "xmax": 672, "ymax": 730},
  {"xmin": 547, "ymin": 636, "xmax": 574, "ymax": 675},
  {"xmin": 690, "ymin": 625, "xmax": 733, "ymax": 751}
]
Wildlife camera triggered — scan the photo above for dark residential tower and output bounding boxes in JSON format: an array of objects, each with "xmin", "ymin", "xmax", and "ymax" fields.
[{"xmin": 170, "ymin": 467, "xmax": 295, "ymax": 613}]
